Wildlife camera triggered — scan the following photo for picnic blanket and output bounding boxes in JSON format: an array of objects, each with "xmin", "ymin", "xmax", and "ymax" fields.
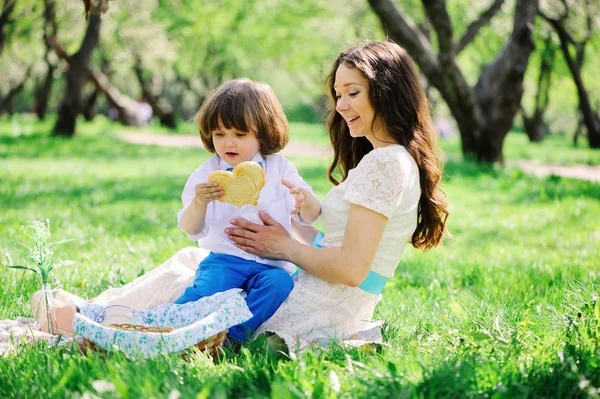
[{"xmin": 1, "ymin": 288, "xmax": 252, "ymax": 358}]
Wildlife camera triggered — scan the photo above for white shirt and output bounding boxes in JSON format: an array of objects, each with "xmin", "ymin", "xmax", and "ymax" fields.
[{"xmin": 177, "ymin": 153, "xmax": 317, "ymax": 274}]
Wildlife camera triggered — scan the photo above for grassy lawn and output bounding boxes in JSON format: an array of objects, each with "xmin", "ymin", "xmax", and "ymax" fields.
[{"xmin": 1, "ymin": 115, "xmax": 599, "ymax": 398}]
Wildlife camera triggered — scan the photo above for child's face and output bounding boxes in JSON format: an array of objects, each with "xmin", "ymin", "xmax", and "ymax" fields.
[{"xmin": 211, "ymin": 125, "xmax": 261, "ymax": 166}]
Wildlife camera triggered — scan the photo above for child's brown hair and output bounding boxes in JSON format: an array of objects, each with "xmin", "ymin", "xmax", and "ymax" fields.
[{"xmin": 195, "ymin": 78, "xmax": 289, "ymax": 155}]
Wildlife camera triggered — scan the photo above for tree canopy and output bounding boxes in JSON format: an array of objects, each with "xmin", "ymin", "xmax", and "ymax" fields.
[{"xmin": 1, "ymin": 0, "xmax": 599, "ymax": 156}]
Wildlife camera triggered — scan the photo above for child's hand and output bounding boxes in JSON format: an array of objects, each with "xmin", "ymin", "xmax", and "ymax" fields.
[
  {"xmin": 194, "ymin": 182, "xmax": 224, "ymax": 206},
  {"xmin": 281, "ymin": 179, "xmax": 304, "ymax": 215}
]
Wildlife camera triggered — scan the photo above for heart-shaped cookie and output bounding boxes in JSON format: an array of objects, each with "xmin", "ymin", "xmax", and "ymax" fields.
[{"xmin": 207, "ymin": 161, "xmax": 265, "ymax": 208}]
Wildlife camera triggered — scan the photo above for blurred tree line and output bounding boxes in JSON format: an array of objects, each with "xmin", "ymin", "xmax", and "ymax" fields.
[{"xmin": 0, "ymin": 0, "xmax": 599, "ymax": 163}]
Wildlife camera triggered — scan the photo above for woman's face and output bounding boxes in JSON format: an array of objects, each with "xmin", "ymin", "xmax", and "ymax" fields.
[
  {"xmin": 334, "ymin": 64, "xmax": 373, "ymax": 139},
  {"xmin": 334, "ymin": 64, "xmax": 389, "ymax": 147}
]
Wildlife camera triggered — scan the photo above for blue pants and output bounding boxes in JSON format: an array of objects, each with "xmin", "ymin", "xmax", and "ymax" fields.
[{"xmin": 173, "ymin": 253, "xmax": 294, "ymax": 343}]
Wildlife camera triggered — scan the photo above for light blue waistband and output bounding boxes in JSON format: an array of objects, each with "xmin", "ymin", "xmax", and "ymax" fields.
[
  {"xmin": 303, "ymin": 231, "xmax": 388, "ymax": 295},
  {"xmin": 312, "ymin": 231, "xmax": 325, "ymax": 248},
  {"xmin": 292, "ymin": 232, "xmax": 324, "ymax": 277},
  {"xmin": 357, "ymin": 270, "xmax": 388, "ymax": 295}
]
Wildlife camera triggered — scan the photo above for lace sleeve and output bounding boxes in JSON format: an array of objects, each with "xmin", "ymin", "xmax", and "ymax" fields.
[{"xmin": 343, "ymin": 151, "xmax": 405, "ymax": 219}]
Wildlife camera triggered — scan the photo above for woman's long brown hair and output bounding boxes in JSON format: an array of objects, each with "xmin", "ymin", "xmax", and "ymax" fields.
[{"xmin": 325, "ymin": 41, "xmax": 449, "ymax": 250}]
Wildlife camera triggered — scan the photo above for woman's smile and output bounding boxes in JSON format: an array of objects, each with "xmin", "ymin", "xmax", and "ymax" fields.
[{"xmin": 347, "ymin": 116, "xmax": 360, "ymax": 126}]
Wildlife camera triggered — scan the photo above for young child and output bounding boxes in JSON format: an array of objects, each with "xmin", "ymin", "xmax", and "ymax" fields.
[{"xmin": 174, "ymin": 78, "xmax": 321, "ymax": 342}]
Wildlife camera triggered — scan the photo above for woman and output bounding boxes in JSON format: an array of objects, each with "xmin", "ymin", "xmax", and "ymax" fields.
[
  {"xmin": 32, "ymin": 41, "xmax": 448, "ymax": 351},
  {"xmin": 221, "ymin": 40, "xmax": 449, "ymax": 350}
]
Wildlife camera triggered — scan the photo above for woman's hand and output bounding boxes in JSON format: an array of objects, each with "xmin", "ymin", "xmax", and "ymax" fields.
[{"xmin": 226, "ymin": 211, "xmax": 294, "ymax": 260}]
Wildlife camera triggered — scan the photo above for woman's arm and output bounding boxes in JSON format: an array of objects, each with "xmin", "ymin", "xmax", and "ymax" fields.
[
  {"xmin": 291, "ymin": 220, "xmax": 319, "ymax": 245},
  {"xmin": 226, "ymin": 205, "xmax": 387, "ymax": 287}
]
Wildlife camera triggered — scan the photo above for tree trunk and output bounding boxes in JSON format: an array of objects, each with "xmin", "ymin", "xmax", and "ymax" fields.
[
  {"xmin": 34, "ymin": 52, "xmax": 57, "ymax": 120},
  {"xmin": 555, "ymin": 34, "xmax": 600, "ymax": 148},
  {"xmin": 35, "ymin": 0, "xmax": 59, "ymax": 120},
  {"xmin": 0, "ymin": 0, "xmax": 16, "ymax": 55},
  {"xmin": 81, "ymin": 88, "xmax": 98, "ymax": 121},
  {"xmin": 521, "ymin": 36, "xmax": 555, "ymax": 142},
  {"xmin": 133, "ymin": 58, "xmax": 177, "ymax": 128},
  {"xmin": 52, "ymin": 13, "xmax": 101, "ymax": 137},
  {"xmin": 0, "ymin": 67, "xmax": 31, "ymax": 114},
  {"xmin": 540, "ymin": 8, "xmax": 600, "ymax": 149},
  {"xmin": 368, "ymin": 0, "xmax": 484, "ymax": 159},
  {"xmin": 48, "ymin": 33, "xmax": 144, "ymax": 126},
  {"xmin": 472, "ymin": 0, "xmax": 538, "ymax": 163},
  {"xmin": 368, "ymin": 0, "xmax": 537, "ymax": 163},
  {"xmin": 589, "ymin": 117, "xmax": 600, "ymax": 149},
  {"xmin": 456, "ymin": 0, "xmax": 505, "ymax": 55},
  {"xmin": 573, "ymin": 117, "xmax": 584, "ymax": 146},
  {"xmin": 522, "ymin": 111, "xmax": 545, "ymax": 142},
  {"xmin": 173, "ymin": 66, "xmax": 207, "ymax": 115},
  {"xmin": 88, "ymin": 68, "xmax": 145, "ymax": 126}
]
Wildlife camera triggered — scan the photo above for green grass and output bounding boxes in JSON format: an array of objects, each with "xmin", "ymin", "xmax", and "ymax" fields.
[{"xmin": 1, "ymin": 115, "xmax": 599, "ymax": 398}]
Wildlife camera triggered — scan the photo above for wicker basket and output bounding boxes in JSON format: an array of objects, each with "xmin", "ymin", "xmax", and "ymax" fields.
[{"xmin": 81, "ymin": 324, "xmax": 228, "ymax": 358}]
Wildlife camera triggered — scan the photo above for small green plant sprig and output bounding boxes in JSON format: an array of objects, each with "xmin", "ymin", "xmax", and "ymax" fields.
[{"xmin": 7, "ymin": 219, "xmax": 79, "ymax": 285}]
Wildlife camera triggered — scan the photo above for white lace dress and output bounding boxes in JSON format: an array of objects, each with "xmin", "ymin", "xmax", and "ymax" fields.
[{"xmin": 254, "ymin": 145, "xmax": 421, "ymax": 350}]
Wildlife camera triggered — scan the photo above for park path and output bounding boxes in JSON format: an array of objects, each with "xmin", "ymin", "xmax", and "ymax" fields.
[
  {"xmin": 509, "ymin": 160, "xmax": 599, "ymax": 183},
  {"xmin": 116, "ymin": 132, "xmax": 599, "ymax": 183},
  {"xmin": 116, "ymin": 132, "xmax": 331, "ymax": 158}
]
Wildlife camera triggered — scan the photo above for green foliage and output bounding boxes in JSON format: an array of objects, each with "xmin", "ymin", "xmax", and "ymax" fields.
[
  {"xmin": 7, "ymin": 219, "xmax": 78, "ymax": 285},
  {"xmin": 2, "ymin": 0, "xmax": 372, "ymax": 119},
  {"xmin": 1, "ymin": 117, "xmax": 599, "ymax": 396},
  {"xmin": 0, "ymin": 0, "xmax": 88, "ymax": 104},
  {"xmin": 2, "ymin": 0, "xmax": 599, "ymax": 146}
]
